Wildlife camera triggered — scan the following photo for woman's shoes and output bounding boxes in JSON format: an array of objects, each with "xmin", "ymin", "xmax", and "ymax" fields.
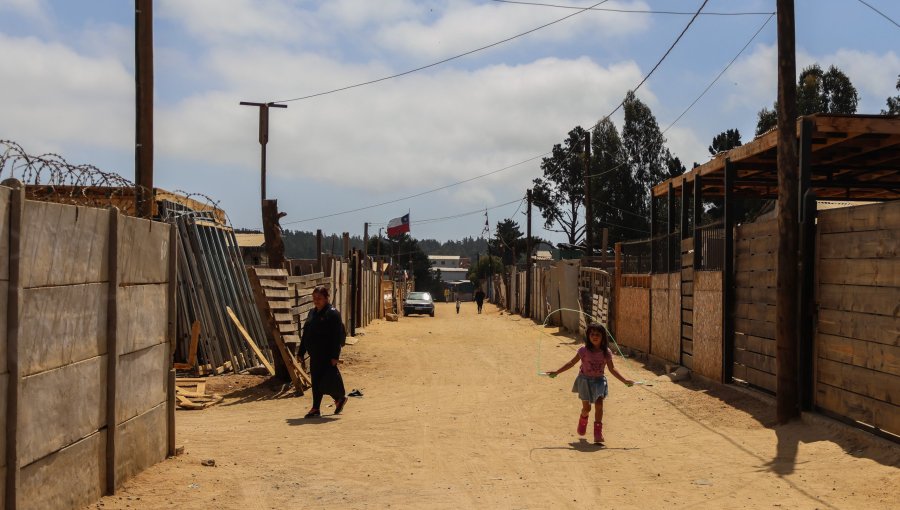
[
  {"xmin": 594, "ymin": 421, "xmax": 604, "ymax": 443},
  {"xmin": 577, "ymin": 414, "xmax": 589, "ymax": 436},
  {"xmin": 304, "ymin": 408, "xmax": 321, "ymax": 419}
]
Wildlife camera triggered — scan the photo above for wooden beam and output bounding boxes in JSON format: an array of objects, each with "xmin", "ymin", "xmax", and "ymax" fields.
[{"xmin": 226, "ymin": 306, "xmax": 276, "ymax": 375}]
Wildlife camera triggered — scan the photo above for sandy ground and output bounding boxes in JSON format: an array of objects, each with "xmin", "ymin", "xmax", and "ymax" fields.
[{"xmin": 93, "ymin": 302, "xmax": 899, "ymax": 509}]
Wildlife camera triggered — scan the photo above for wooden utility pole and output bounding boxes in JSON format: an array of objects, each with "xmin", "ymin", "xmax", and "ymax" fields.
[
  {"xmin": 239, "ymin": 101, "xmax": 287, "ymax": 219},
  {"xmin": 135, "ymin": 0, "xmax": 154, "ymax": 219},
  {"xmin": 583, "ymin": 132, "xmax": 594, "ymax": 254},
  {"xmin": 315, "ymin": 229, "xmax": 323, "ymax": 272},
  {"xmin": 775, "ymin": 0, "xmax": 800, "ymax": 423},
  {"xmin": 525, "ymin": 189, "xmax": 533, "ymax": 318},
  {"xmin": 363, "ymin": 222, "xmax": 369, "ymax": 256}
]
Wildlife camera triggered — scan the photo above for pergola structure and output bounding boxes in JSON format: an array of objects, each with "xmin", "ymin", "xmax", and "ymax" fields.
[
  {"xmin": 653, "ymin": 114, "xmax": 900, "ymax": 202},
  {"xmin": 642, "ymin": 114, "xmax": 899, "ymax": 407}
]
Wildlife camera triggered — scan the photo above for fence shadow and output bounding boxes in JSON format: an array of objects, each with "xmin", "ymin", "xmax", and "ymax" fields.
[{"xmin": 216, "ymin": 377, "xmax": 300, "ymax": 407}]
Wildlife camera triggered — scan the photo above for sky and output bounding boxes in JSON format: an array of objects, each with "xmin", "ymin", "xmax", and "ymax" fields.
[{"xmin": 0, "ymin": 0, "xmax": 898, "ymax": 244}]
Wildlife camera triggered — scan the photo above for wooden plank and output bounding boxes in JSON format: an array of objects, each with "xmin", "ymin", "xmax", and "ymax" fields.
[
  {"xmin": 682, "ymin": 324, "xmax": 693, "ymax": 340},
  {"xmin": 263, "ymin": 288, "xmax": 291, "ymax": 299},
  {"xmin": 253, "ymin": 268, "xmax": 290, "ymax": 277},
  {"xmin": 735, "ymin": 317, "xmax": 775, "ymax": 340},
  {"xmin": 278, "ymin": 323, "xmax": 295, "ymax": 334},
  {"xmin": 258, "ymin": 278, "xmax": 288, "ymax": 289},
  {"xmin": 225, "ymin": 306, "xmax": 275, "ymax": 376},
  {"xmin": 816, "ymin": 309, "xmax": 899, "ymax": 346},
  {"xmin": 818, "ymin": 200, "xmax": 900, "ymax": 234},
  {"xmin": 269, "ymin": 301, "xmax": 291, "ymax": 311},
  {"xmin": 816, "ymin": 382, "xmax": 900, "ymax": 435},
  {"xmin": 818, "ymin": 258, "xmax": 900, "ymax": 287},
  {"xmin": 735, "ymin": 286, "xmax": 777, "ymax": 306},
  {"xmin": 819, "ymin": 229, "xmax": 899, "ymax": 259},
  {"xmin": 272, "ymin": 313, "xmax": 292, "ymax": 323},
  {"xmin": 735, "ymin": 348, "xmax": 775, "ymax": 374},
  {"xmin": 682, "ymin": 339, "xmax": 693, "ymax": 355},
  {"xmin": 818, "ymin": 284, "xmax": 900, "ymax": 317},
  {"xmin": 735, "ymin": 302, "xmax": 777, "ymax": 323},
  {"xmin": 744, "ymin": 365, "xmax": 776, "ymax": 392},
  {"xmin": 817, "ymin": 334, "xmax": 900, "ymax": 376},
  {"xmin": 735, "ymin": 270, "xmax": 776, "ymax": 288},
  {"xmin": 682, "ymin": 353, "xmax": 693, "ymax": 370},
  {"xmin": 736, "ymin": 220, "xmax": 778, "ymax": 238},
  {"xmin": 186, "ymin": 320, "xmax": 200, "ymax": 368}
]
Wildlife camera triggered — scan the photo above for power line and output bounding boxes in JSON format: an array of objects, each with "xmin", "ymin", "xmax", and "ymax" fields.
[
  {"xmin": 272, "ymin": 0, "xmax": 613, "ymax": 103},
  {"xmin": 489, "ymin": 0, "xmax": 773, "ymax": 16},
  {"xmin": 591, "ymin": 0, "xmax": 710, "ymax": 125},
  {"xmin": 662, "ymin": 13, "xmax": 775, "ymax": 134},
  {"xmin": 281, "ymin": 155, "xmax": 544, "ymax": 225},
  {"xmin": 856, "ymin": 0, "xmax": 900, "ymax": 29}
]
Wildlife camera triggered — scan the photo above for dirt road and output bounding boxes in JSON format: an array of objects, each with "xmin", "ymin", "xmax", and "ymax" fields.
[{"xmin": 94, "ymin": 302, "xmax": 899, "ymax": 509}]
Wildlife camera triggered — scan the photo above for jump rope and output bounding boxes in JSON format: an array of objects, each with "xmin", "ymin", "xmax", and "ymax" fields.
[{"xmin": 532, "ymin": 307, "xmax": 648, "ymax": 386}]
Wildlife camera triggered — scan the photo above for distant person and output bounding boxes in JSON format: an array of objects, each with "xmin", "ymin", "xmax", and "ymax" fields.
[
  {"xmin": 474, "ymin": 288, "xmax": 486, "ymax": 314},
  {"xmin": 545, "ymin": 323, "xmax": 633, "ymax": 443},
  {"xmin": 444, "ymin": 288, "xmax": 450, "ymax": 302},
  {"xmin": 299, "ymin": 285, "xmax": 348, "ymax": 419},
  {"xmin": 456, "ymin": 295, "xmax": 461, "ymax": 314}
]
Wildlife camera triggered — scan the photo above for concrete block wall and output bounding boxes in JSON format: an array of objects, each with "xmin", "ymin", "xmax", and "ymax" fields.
[{"xmin": 1, "ymin": 185, "xmax": 174, "ymax": 510}]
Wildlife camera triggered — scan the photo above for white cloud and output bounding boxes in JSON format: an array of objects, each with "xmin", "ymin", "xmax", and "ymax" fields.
[
  {"xmin": 724, "ymin": 43, "xmax": 900, "ymax": 115},
  {"xmin": 0, "ymin": 33, "xmax": 133, "ymax": 154},
  {"xmin": 319, "ymin": 0, "xmax": 428, "ymax": 29},
  {"xmin": 375, "ymin": 0, "xmax": 652, "ymax": 60},
  {"xmin": 157, "ymin": 0, "xmax": 320, "ymax": 45},
  {"xmin": 0, "ymin": 0, "xmax": 47, "ymax": 21},
  {"xmin": 157, "ymin": 54, "xmax": 645, "ymax": 197},
  {"xmin": 663, "ymin": 125, "xmax": 706, "ymax": 169}
]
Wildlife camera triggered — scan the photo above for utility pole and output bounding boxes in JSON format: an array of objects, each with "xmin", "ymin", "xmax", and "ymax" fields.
[
  {"xmin": 239, "ymin": 101, "xmax": 287, "ymax": 218},
  {"xmin": 525, "ymin": 189, "xmax": 533, "ymax": 318},
  {"xmin": 583, "ymin": 132, "xmax": 593, "ymax": 255},
  {"xmin": 775, "ymin": 0, "xmax": 800, "ymax": 424},
  {"xmin": 135, "ymin": 0, "xmax": 154, "ymax": 219}
]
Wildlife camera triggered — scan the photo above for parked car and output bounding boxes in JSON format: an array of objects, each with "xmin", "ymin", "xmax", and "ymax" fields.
[{"xmin": 403, "ymin": 292, "xmax": 435, "ymax": 317}]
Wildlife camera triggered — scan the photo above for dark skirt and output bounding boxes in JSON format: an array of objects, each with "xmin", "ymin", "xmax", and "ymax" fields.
[{"xmin": 310, "ymin": 361, "xmax": 346, "ymax": 399}]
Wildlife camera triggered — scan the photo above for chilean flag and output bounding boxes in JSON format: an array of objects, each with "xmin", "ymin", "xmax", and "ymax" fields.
[{"xmin": 387, "ymin": 213, "xmax": 410, "ymax": 237}]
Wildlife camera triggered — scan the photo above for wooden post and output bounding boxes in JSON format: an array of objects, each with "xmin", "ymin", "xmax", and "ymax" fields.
[
  {"xmin": 525, "ymin": 189, "xmax": 533, "ymax": 318},
  {"xmin": 649, "ymin": 195, "xmax": 657, "ymax": 273},
  {"xmin": 583, "ymin": 132, "xmax": 593, "ymax": 254},
  {"xmin": 363, "ymin": 223, "xmax": 369, "ymax": 256},
  {"xmin": 166, "ymin": 223, "xmax": 177, "ymax": 456},
  {"xmin": 601, "ymin": 228, "xmax": 609, "ymax": 267},
  {"xmin": 5, "ymin": 180, "xmax": 24, "ymax": 510},
  {"xmin": 776, "ymin": 0, "xmax": 800, "ymax": 424},
  {"xmin": 262, "ymin": 199, "xmax": 286, "ymax": 269},
  {"xmin": 342, "ymin": 232, "xmax": 350, "ymax": 260},
  {"xmin": 106, "ymin": 208, "xmax": 120, "ymax": 494},
  {"xmin": 667, "ymin": 182, "xmax": 675, "ymax": 273},
  {"xmin": 693, "ymin": 175, "xmax": 703, "ymax": 270},
  {"xmin": 613, "ymin": 243, "xmax": 622, "ymax": 338},
  {"xmin": 316, "ymin": 229, "xmax": 323, "ymax": 272},
  {"xmin": 797, "ymin": 118, "xmax": 815, "ymax": 411},
  {"xmin": 135, "ymin": 0, "xmax": 154, "ymax": 218},
  {"xmin": 680, "ymin": 178, "xmax": 690, "ymax": 240},
  {"xmin": 723, "ymin": 159, "xmax": 736, "ymax": 383}
]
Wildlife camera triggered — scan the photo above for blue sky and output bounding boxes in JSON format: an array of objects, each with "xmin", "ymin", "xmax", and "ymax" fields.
[{"xmin": 1, "ymin": 0, "xmax": 897, "ymax": 244}]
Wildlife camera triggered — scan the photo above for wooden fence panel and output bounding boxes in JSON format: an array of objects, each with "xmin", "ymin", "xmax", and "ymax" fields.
[
  {"xmin": 733, "ymin": 219, "xmax": 777, "ymax": 392},
  {"xmin": 815, "ymin": 201, "xmax": 900, "ymax": 436}
]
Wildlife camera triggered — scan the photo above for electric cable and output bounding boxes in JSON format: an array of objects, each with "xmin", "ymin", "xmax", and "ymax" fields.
[
  {"xmin": 272, "ymin": 0, "xmax": 613, "ymax": 103},
  {"xmin": 489, "ymin": 0, "xmax": 772, "ymax": 16},
  {"xmin": 856, "ymin": 0, "xmax": 900, "ymax": 29}
]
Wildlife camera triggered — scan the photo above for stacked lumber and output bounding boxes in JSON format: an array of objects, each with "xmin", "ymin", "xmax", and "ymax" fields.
[
  {"xmin": 175, "ymin": 378, "xmax": 223, "ymax": 410},
  {"xmin": 170, "ymin": 212, "xmax": 275, "ymax": 375},
  {"xmin": 248, "ymin": 268, "xmax": 312, "ymax": 394},
  {"xmin": 287, "ymin": 272, "xmax": 330, "ymax": 338}
]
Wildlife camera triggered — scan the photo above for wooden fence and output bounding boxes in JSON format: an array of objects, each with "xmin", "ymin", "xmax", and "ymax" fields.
[
  {"xmin": 814, "ymin": 201, "xmax": 899, "ymax": 437},
  {"xmin": 732, "ymin": 219, "xmax": 778, "ymax": 392},
  {"xmin": 1, "ymin": 183, "xmax": 175, "ymax": 510}
]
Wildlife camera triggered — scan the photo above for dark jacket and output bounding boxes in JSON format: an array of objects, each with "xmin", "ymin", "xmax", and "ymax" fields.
[{"xmin": 299, "ymin": 304, "xmax": 345, "ymax": 364}]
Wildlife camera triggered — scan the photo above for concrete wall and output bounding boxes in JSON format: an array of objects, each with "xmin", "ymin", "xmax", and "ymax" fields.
[
  {"xmin": 650, "ymin": 273, "xmax": 680, "ymax": 364},
  {"xmin": 2, "ymin": 187, "xmax": 173, "ymax": 510}
]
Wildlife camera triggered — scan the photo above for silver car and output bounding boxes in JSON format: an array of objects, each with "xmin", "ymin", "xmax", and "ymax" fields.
[{"xmin": 403, "ymin": 292, "xmax": 435, "ymax": 317}]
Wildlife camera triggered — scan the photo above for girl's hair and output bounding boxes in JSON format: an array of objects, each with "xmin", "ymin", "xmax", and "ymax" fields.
[
  {"xmin": 312, "ymin": 285, "xmax": 330, "ymax": 299},
  {"xmin": 584, "ymin": 323, "xmax": 609, "ymax": 352}
]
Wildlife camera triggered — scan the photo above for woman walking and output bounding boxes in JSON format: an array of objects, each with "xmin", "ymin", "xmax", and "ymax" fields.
[{"xmin": 299, "ymin": 285, "xmax": 348, "ymax": 418}]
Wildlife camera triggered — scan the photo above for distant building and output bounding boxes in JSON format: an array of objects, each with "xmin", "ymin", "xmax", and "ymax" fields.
[
  {"xmin": 534, "ymin": 250, "xmax": 553, "ymax": 261},
  {"xmin": 435, "ymin": 267, "xmax": 469, "ymax": 284},
  {"xmin": 428, "ymin": 255, "xmax": 462, "ymax": 268}
]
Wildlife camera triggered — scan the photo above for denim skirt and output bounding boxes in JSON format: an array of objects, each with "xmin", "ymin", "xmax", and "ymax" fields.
[{"xmin": 572, "ymin": 373, "xmax": 608, "ymax": 402}]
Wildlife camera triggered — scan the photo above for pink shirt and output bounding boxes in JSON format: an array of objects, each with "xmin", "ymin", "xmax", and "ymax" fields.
[{"xmin": 578, "ymin": 346, "xmax": 612, "ymax": 377}]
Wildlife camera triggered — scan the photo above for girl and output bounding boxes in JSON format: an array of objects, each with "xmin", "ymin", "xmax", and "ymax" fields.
[{"xmin": 547, "ymin": 323, "xmax": 633, "ymax": 443}]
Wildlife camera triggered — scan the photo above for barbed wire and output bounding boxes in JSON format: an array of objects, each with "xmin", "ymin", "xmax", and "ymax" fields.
[{"xmin": 0, "ymin": 140, "xmax": 224, "ymax": 221}]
